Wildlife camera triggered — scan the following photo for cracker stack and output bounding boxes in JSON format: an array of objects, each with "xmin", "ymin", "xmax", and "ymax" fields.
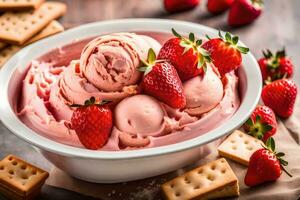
[
  {"xmin": 0, "ymin": 155, "xmax": 49, "ymax": 200},
  {"xmin": 0, "ymin": 1, "xmax": 67, "ymax": 69}
]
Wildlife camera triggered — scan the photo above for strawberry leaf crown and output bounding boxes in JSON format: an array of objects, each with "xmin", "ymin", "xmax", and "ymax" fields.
[
  {"xmin": 138, "ymin": 48, "xmax": 164, "ymax": 75},
  {"xmin": 263, "ymin": 137, "xmax": 292, "ymax": 177},
  {"xmin": 208, "ymin": 31, "xmax": 250, "ymax": 54},
  {"xmin": 172, "ymin": 28, "xmax": 211, "ymax": 72},
  {"xmin": 262, "ymin": 48, "xmax": 286, "ymax": 70},
  {"xmin": 245, "ymin": 115, "xmax": 273, "ymax": 140},
  {"xmin": 251, "ymin": 0, "xmax": 264, "ymax": 7},
  {"xmin": 71, "ymin": 97, "xmax": 111, "ymax": 107}
]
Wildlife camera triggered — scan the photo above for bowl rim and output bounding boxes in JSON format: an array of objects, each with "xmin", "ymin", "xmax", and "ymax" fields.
[{"xmin": 0, "ymin": 18, "xmax": 262, "ymax": 160}]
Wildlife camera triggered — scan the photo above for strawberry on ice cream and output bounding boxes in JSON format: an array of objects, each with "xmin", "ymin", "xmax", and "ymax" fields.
[{"xmin": 18, "ymin": 31, "xmax": 242, "ymax": 151}]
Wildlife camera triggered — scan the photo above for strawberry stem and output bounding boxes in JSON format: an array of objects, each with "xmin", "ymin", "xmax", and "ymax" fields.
[{"xmin": 70, "ymin": 97, "xmax": 111, "ymax": 107}]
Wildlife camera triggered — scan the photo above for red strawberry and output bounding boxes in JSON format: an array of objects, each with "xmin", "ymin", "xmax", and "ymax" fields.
[
  {"xmin": 245, "ymin": 137, "xmax": 292, "ymax": 187},
  {"xmin": 157, "ymin": 29, "xmax": 211, "ymax": 81},
  {"xmin": 139, "ymin": 48, "xmax": 186, "ymax": 109},
  {"xmin": 164, "ymin": 0, "xmax": 200, "ymax": 13},
  {"xmin": 243, "ymin": 105, "xmax": 277, "ymax": 142},
  {"xmin": 202, "ymin": 31, "xmax": 249, "ymax": 76},
  {"xmin": 258, "ymin": 48, "xmax": 294, "ymax": 83},
  {"xmin": 228, "ymin": 0, "xmax": 263, "ymax": 27},
  {"xmin": 71, "ymin": 97, "xmax": 113, "ymax": 150},
  {"xmin": 262, "ymin": 79, "xmax": 297, "ymax": 118},
  {"xmin": 207, "ymin": 0, "xmax": 234, "ymax": 14}
]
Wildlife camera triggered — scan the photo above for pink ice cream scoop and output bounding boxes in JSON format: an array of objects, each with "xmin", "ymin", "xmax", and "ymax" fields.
[
  {"xmin": 114, "ymin": 95, "xmax": 165, "ymax": 137},
  {"xmin": 80, "ymin": 33, "xmax": 161, "ymax": 92},
  {"xmin": 183, "ymin": 64, "xmax": 224, "ymax": 116}
]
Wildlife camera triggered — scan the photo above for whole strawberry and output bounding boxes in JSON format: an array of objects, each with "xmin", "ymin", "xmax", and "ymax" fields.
[
  {"xmin": 228, "ymin": 0, "xmax": 263, "ymax": 27},
  {"xmin": 164, "ymin": 0, "xmax": 200, "ymax": 13},
  {"xmin": 140, "ymin": 48, "xmax": 186, "ymax": 109},
  {"xmin": 262, "ymin": 79, "xmax": 297, "ymax": 118},
  {"xmin": 207, "ymin": 0, "xmax": 234, "ymax": 14},
  {"xmin": 71, "ymin": 97, "xmax": 113, "ymax": 150},
  {"xmin": 258, "ymin": 48, "xmax": 294, "ymax": 83},
  {"xmin": 202, "ymin": 31, "xmax": 249, "ymax": 76},
  {"xmin": 245, "ymin": 137, "xmax": 292, "ymax": 187},
  {"xmin": 157, "ymin": 29, "xmax": 211, "ymax": 81},
  {"xmin": 243, "ymin": 105, "xmax": 277, "ymax": 142}
]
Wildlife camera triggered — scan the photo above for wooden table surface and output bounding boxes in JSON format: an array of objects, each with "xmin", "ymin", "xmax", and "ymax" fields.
[{"xmin": 0, "ymin": 0, "xmax": 299, "ymax": 199}]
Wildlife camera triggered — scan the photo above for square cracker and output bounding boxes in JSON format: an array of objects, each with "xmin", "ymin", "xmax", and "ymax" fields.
[
  {"xmin": 0, "ymin": 1, "xmax": 66, "ymax": 45},
  {"xmin": 0, "ymin": 45, "xmax": 20, "ymax": 68},
  {"xmin": 25, "ymin": 20, "xmax": 64, "ymax": 45},
  {"xmin": 0, "ymin": 20, "xmax": 64, "ymax": 68},
  {"xmin": 218, "ymin": 130, "xmax": 264, "ymax": 166},
  {"xmin": 0, "ymin": 155, "xmax": 49, "ymax": 199},
  {"xmin": 0, "ymin": 0, "xmax": 44, "ymax": 11},
  {"xmin": 161, "ymin": 158, "xmax": 239, "ymax": 200}
]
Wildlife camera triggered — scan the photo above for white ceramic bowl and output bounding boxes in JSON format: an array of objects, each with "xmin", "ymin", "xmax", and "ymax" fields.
[{"xmin": 0, "ymin": 19, "xmax": 261, "ymax": 183}]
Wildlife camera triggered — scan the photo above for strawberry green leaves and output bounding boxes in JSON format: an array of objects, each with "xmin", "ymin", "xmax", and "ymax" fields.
[
  {"xmin": 139, "ymin": 48, "xmax": 164, "ymax": 75},
  {"xmin": 218, "ymin": 30, "xmax": 249, "ymax": 54},
  {"xmin": 172, "ymin": 28, "xmax": 211, "ymax": 72},
  {"xmin": 71, "ymin": 97, "xmax": 111, "ymax": 107},
  {"xmin": 245, "ymin": 115, "xmax": 273, "ymax": 140},
  {"xmin": 263, "ymin": 137, "xmax": 292, "ymax": 177}
]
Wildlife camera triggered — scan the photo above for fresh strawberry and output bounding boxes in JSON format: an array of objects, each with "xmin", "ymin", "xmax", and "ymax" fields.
[
  {"xmin": 202, "ymin": 31, "xmax": 249, "ymax": 76},
  {"xmin": 228, "ymin": 0, "xmax": 263, "ymax": 27},
  {"xmin": 71, "ymin": 97, "xmax": 113, "ymax": 150},
  {"xmin": 140, "ymin": 48, "xmax": 186, "ymax": 109},
  {"xmin": 245, "ymin": 137, "xmax": 292, "ymax": 187},
  {"xmin": 157, "ymin": 29, "xmax": 211, "ymax": 81},
  {"xmin": 243, "ymin": 105, "xmax": 277, "ymax": 142},
  {"xmin": 207, "ymin": 0, "xmax": 234, "ymax": 14},
  {"xmin": 164, "ymin": 0, "xmax": 200, "ymax": 13},
  {"xmin": 261, "ymin": 79, "xmax": 297, "ymax": 118},
  {"xmin": 258, "ymin": 48, "xmax": 294, "ymax": 83}
]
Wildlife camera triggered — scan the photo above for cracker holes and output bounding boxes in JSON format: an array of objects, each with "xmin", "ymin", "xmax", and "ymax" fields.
[
  {"xmin": 247, "ymin": 146, "xmax": 253, "ymax": 151},
  {"xmin": 197, "ymin": 169, "xmax": 203, "ymax": 174},
  {"xmin": 48, "ymin": 6, "xmax": 52, "ymax": 10},
  {"xmin": 220, "ymin": 159, "xmax": 225, "ymax": 163},
  {"xmin": 8, "ymin": 170, "xmax": 14, "ymax": 175},
  {"xmin": 0, "ymin": 166, "xmax": 4, "ymax": 170},
  {"xmin": 12, "ymin": 161, "xmax": 18, "ymax": 165},
  {"xmin": 31, "ymin": 20, "xmax": 36, "ymax": 25},
  {"xmin": 175, "ymin": 192, "xmax": 181, "ymax": 197},
  {"xmin": 22, "ymin": 174, "xmax": 28, "ymax": 179},
  {"xmin": 232, "ymin": 145, "xmax": 237, "ymax": 150},
  {"xmin": 230, "ymin": 140, "xmax": 235, "ymax": 143},
  {"xmin": 239, "ymin": 133, "xmax": 243, "ymax": 137},
  {"xmin": 184, "ymin": 177, "xmax": 191, "ymax": 184},
  {"xmin": 39, "ymin": 14, "xmax": 43, "ymax": 19},
  {"xmin": 210, "ymin": 165, "xmax": 216, "ymax": 170},
  {"xmin": 170, "ymin": 183, "xmax": 174, "ymax": 188},
  {"xmin": 244, "ymin": 140, "xmax": 249, "ymax": 144},
  {"xmin": 193, "ymin": 185, "xmax": 200, "ymax": 189},
  {"xmin": 24, "ymin": 26, "xmax": 28, "ymax": 30},
  {"xmin": 207, "ymin": 174, "xmax": 215, "ymax": 181},
  {"xmin": 221, "ymin": 168, "xmax": 226, "ymax": 174},
  {"xmin": 21, "ymin": 164, "xmax": 27, "ymax": 170}
]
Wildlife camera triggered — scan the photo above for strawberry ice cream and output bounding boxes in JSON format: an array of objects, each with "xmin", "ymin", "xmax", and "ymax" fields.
[
  {"xmin": 183, "ymin": 64, "xmax": 224, "ymax": 116},
  {"xmin": 18, "ymin": 32, "xmax": 240, "ymax": 151}
]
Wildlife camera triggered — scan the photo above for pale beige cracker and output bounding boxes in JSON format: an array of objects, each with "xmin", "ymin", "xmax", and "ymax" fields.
[
  {"xmin": 0, "ymin": 45, "xmax": 20, "ymax": 68},
  {"xmin": 0, "ymin": 0, "xmax": 44, "ymax": 11},
  {"xmin": 161, "ymin": 158, "xmax": 239, "ymax": 200},
  {"xmin": 25, "ymin": 20, "xmax": 64, "ymax": 45},
  {"xmin": 218, "ymin": 130, "xmax": 264, "ymax": 166},
  {"xmin": 0, "ymin": 155, "xmax": 49, "ymax": 200},
  {"xmin": 0, "ymin": 1, "xmax": 66, "ymax": 45}
]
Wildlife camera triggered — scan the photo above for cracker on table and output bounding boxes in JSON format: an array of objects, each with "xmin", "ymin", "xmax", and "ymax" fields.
[
  {"xmin": 161, "ymin": 158, "xmax": 239, "ymax": 200},
  {"xmin": 0, "ymin": 0, "xmax": 44, "ymax": 11},
  {"xmin": 0, "ymin": 1, "xmax": 66, "ymax": 45},
  {"xmin": 218, "ymin": 130, "xmax": 264, "ymax": 166},
  {"xmin": 0, "ymin": 45, "xmax": 20, "ymax": 68},
  {"xmin": 25, "ymin": 20, "xmax": 64, "ymax": 45},
  {"xmin": 0, "ymin": 155, "xmax": 49, "ymax": 200}
]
